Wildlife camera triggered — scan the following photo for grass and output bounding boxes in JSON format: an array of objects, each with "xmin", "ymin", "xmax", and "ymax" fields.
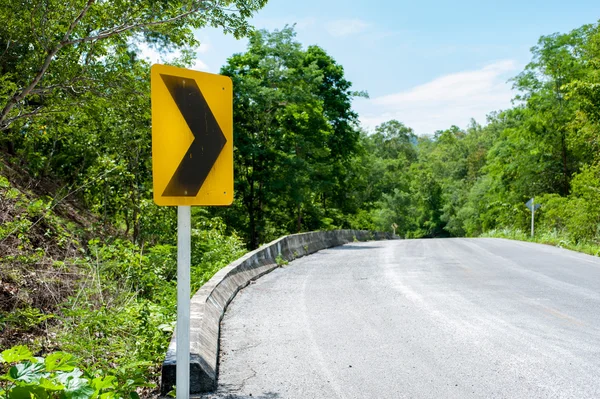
[{"xmin": 481, "ymin": 228, "xmax": 600, "ymax": 257}]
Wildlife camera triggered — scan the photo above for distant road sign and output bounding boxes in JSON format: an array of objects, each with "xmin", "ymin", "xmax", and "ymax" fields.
[
  {"xmin": 151, "ymin": 64, "xmax": 233, "ymax": 206},
  {"xmin": 525, "ymin": 198, "xmax": 541, "ymax": 212}
]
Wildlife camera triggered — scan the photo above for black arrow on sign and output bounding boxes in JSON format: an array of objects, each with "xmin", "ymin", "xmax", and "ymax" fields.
[{"xmin": 160, "ymin": 74, "xmax": 227, "ymax": 197}]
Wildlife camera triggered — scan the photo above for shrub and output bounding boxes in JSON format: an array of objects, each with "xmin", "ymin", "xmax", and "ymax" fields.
[{"xmin": 0, "ymin": 345, "xmax": 149, "ymax": 399}]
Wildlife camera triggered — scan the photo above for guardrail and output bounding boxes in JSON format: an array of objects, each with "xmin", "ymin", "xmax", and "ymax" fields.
[{"xmin": 160, "ymin": 229, "xmax": 393, "ymax": 395}]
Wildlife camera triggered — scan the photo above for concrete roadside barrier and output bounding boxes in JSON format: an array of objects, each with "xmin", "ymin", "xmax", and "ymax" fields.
[{"xmin": 160, "ymin": 229, "xmax": 392, "ymax": 394}]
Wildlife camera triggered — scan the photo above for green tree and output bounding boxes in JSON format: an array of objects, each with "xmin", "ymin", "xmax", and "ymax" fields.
[
  {"xmin": 219, "ymin": 27, "xmax": 362, "ymax": 248},
  {"xmin": 511, "ymin": 26, "xmax": 591, "ymax": 195},
  {"xmin": 363, "ymin": 120, "xmax": 417, "ymax": 234},
  {"xmin": 0, "ymin": 0, "xmax": 267, "ymax": 133}
]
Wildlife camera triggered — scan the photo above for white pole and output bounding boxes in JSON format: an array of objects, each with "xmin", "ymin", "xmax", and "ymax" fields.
[
  {"xmin": 531, "ymin": 198, "xmax": 535, "ymax": 238},
  {"xmin": 177, "ymin": 206, "xmax": 191, "ymax": 399}
]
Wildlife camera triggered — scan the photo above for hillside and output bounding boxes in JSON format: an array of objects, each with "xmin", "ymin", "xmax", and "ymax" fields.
[
  {"xmin": 0, "ymin": 152, "xmax": 248, "ymax": 396},
  {"xmin": 0, "ymin": 155, "xmax": 96, "ymax": 349}
]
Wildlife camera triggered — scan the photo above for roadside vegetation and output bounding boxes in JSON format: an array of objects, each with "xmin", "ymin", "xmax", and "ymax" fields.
[
  {"xmin": 0, "ymin": 0, "xmax": 262, "ymax": 396},
  {"xmin": 482, "ymin": 229, "xmax": 600, "ymax": 257},
  {"xmin": 359, "ymin": 21, "xmax": 600, "ymax": 247},
  {"xmin": 1, "ymin": 1, "xmax": 600, "ymax": 396}
]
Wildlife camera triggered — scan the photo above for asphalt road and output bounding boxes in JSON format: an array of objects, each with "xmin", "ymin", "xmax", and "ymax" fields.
[{"xmin": 202, "ymin": 238, "xmax": 600, "ymax": 399}]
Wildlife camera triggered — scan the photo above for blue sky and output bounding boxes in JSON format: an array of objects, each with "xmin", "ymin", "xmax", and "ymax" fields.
[{"xmin": 147, "ymin": 0, "xmax": 600, "ymax": 135}]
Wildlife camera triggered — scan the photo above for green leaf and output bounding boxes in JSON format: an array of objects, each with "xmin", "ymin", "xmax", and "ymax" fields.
[
  {"xmin": 91, "ymin": 375, "xmax": 116, "ymax": 391},
  {"xmin": 55, "ymin": 369, "xmax": 83, "ymax": 385},
  {"xmin": 1, "ymin": 346, "xmax": 35, "ymax": 364},
  {"xmin": 57, "ymin": 369, "xmax": 94, "ymax": 399},
  {"xmin": 9, "ymin": 361, "xmax": 46, "ymax": 383},
  {"xmin": 6, "ymin": 385, "xmax": 49, "ymax": 399},
  {"xmin": 45, "ymin": 352, "xmax": 77, "ymax": 372},
  {"xmin": 38, "ymin": 377, "xmax": 66, "ymax": 391},
  {"xmin": 66, "ymin": 385, "xmax": 95, "ymax": 399}
]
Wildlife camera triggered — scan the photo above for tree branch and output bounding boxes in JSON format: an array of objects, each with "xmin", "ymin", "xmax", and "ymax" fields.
[
  {"xmin": 0, "ymin": 0, "xmax": 232, "ymax": 131},
  {"xmin": 1, "ymin": 107, "xmax": 45, "ymax": 130},
  {"xmin": 0, "ymin": 39, "xmax": 10, "ymax": 61},
  {"xmin": 63, "ymin": 7, "xmax": 202, "ymax": 47},
  {"xmin": 29, "ymin": 74, "xmax": 101, "ymax": 95},
  {"xmin": 63, "ymin": 0, "xmax": 96, "ymax": 43},
  {"xmin": 0, "ymin": 0, "xmax": 96, "ymax": 130},
  {"xmin": 0, "ymin": 46, "xmax": 61, "ymax": 129}
]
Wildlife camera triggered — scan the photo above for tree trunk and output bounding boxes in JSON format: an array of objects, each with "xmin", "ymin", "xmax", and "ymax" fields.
[
  {"xmin": 296, "ymin": 203, "xmax": 302, "ymax": 232},
  {"xmin": 132, "ymin": 151, "xmax": 140, "ymax": 243},
  {"xmin": 561, "ymin": 130, "xmax": 569, "ymax": 195},
  {"xmin": 248, "ymin": 176, "xmax": 258, "ymax": 250},
  {"xmin": 132, "ymin": 186, "xmax": 140, "ymax": 244}
]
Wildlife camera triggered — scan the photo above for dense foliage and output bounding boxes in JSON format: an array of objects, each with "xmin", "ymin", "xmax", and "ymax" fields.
[
  {"xmin": 367, "ymin": 22, "xmax": 600, "ymax": 242},
  {"xmin": 216, "ymin": 27, "xmax": 365, "ymax": 247},
  {"xmin": 0, "ymin": 0, "xmax": 267, "ymax": 132}
]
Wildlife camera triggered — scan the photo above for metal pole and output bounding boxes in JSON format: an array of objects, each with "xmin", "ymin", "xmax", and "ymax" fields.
[
  {"xmin": 531, "ymin": 198, "xmax": 535, "ymax": 238},
  {"xmin": 177, "ymin": 206, "xmax": 191, "ymax": 399}
]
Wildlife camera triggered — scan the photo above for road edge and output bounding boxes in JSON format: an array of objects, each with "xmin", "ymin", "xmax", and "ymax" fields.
[{"xmin": 160, "ymin": 230, "xmax": 392, "ymax": 394}]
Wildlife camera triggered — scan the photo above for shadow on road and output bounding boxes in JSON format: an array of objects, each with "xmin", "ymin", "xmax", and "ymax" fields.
[
  {"xmin": 333, "ymin": 244, "xmax": 382, "ymax": 250},
  {"xmin": 198, "ymin": 392, "xmax": 280, "ymax": 399}
]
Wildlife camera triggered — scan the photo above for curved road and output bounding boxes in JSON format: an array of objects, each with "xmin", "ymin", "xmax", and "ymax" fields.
[{"xmin": 203, "ymin": 238, "xmax": 600, "ymax": 399}]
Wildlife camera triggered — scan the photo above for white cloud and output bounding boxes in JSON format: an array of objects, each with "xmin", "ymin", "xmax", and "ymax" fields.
[
  {"xmin": 358, "ymin": 60, "xmax": 519, "ymax": 135},
  {"xmin": 326, "ymin": 19, "xmax": 369, "ymax": 37},
  {"xmin": 193, "ymin": 32, "xmax": 212, "ymax": 54},
  {"xmin": 197, "ymin": 42, "xmax": 211, "ymax": 54},
  {"xmin": 190, "ymin": 58, "xmax": 209, "ymax": 71}
]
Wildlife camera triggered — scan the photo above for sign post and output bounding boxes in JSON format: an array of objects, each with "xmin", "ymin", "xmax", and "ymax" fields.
[
  {"xmin": 531, "ymin": 199, "xmax": 534, "ymax": 237},
  {"xmin": 176, "ymin": 206, "xmax": 191, "ymax": 398},
  {"xmin": 525, "ymin": 198, "xmax": 541, "ymax": 238},
  {"xmin": 151, "ymin": 64, "xmax": 233, "ymax": 398}
]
